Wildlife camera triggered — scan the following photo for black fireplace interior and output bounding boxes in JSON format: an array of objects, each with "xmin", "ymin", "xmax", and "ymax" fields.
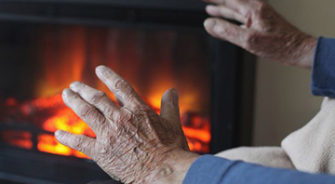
[{"xmin": 0, "ymin": 1, "xmax": 256, "ymax": 183}]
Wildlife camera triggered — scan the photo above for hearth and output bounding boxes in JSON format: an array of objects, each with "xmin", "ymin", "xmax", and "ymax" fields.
[{"xmin": 0, "ymin": 1, "xmax": 256, "ymax": 183}]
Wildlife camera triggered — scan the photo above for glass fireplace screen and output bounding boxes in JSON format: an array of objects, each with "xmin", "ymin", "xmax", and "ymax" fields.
[{"xmin": 0, "ymin": 23, "xmax": 212, "ymax": 159}]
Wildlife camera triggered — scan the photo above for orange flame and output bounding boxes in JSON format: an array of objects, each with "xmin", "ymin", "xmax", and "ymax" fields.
[
  {"xmin": 21, "ymin": 94, "xmax": 93, "ymax": 158},
  {"xmin": 1, "ymin": 26, "xmax": 211, "ymax": 157},
  {"xmin": 1, "ymin": 131, "xmax": 32, "ymax": 149},
  {"xmin": 33, "ymin": 94, "xmax": 210, "ymax": 157},
  {"xmin": 2, "ymin": 93, "xmax": 211, "ymax": 157}
]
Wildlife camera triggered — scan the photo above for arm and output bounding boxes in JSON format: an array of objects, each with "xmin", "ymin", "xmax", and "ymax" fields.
[{"xmin": 184, "ymin": 155, "xmax": 335, "ymax": 184}]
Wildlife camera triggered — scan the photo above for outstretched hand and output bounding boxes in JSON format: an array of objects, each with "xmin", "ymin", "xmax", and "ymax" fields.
[
  {"xmin": 55, "ymin": 66, "xmax": 198, "ymax": 184},
  {"xmin": 203, "ymin": 0, "xmax": 317, "ymax": 68}
]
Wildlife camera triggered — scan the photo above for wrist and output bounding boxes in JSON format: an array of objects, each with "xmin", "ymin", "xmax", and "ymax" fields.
[
  {"xmin": 291, "ymin": 34, "xmax": 317, "ymax": 69},
  {"xmin": 147, "ymin": 149, "xmax": 200, "ymax": 184}
]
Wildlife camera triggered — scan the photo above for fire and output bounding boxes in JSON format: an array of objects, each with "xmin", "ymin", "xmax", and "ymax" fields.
[
  {"xmin": 33, "ymin": 94, "xmax": 210, "ymax": 156},
  {"xmin": 1, "ymin": 131, "xmax": 32, "ymax": 150},
  {"xmin": 38, "ymin": 96, "xmax": 95, "ymax": 158},
  {"xmin": 0, "ymin": 25, "xmax": 211, "ymax": 157},
  {"xmin": 1, "ymin": 93, "xmax": 210, "ymax": 157}
]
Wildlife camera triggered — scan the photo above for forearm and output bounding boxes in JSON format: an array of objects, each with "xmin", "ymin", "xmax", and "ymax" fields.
[{"xmin": 183, "ymin": 155, "xmax": 335, "ymax": 184}]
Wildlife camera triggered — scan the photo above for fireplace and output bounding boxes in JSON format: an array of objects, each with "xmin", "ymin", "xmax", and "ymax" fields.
[{"xmin": 0, "ymin": 1, "xmax": 256, "ymax": 183}]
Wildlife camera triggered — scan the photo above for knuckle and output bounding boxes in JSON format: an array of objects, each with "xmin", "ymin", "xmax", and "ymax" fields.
[
  {"xmin": 95, "ymin": 143, "xmax": 107, "ymax": 158},
  {"xmin": 245, "ymin": 32, "xmax": 258, "ymax": 49},
  {"xmin": 218, "ymin": 8, "xmax": 226, "ymax": 15},
  {"xmin": 118, "ymin": 111, "xmax": 133, "ymax": 124},
  {"xmin": 101, "ymin": 129, "xmax": 116, "ymax": 145},
  {"xmin": 96, "ymin": 115, "xmax": 107, "ymax": 125},
  {"xmin": 90, "ymin": 91, "xmax": 106, "ymax": 104},
  {"xmin": 254, "ymin": 1, "xmax": 269, "ymax": 18},
  {"xmin": 95, "ymin": 142, "xmax": 105, "ymax": 152},
  {"xmin": 258, "ymin": 1, "xmax": 268, "ymax": 12},
  {"xmin": 79, "ymin": 105, "xmax": 96, "ymax": 119},
  {"xmin": 111, "ymin": 110, "xmax": 122, "ymax": 122},
  {"xmin": 78, "ymin": 105, "xmax": 90, "ymax": 117},
  {"xmin": 215, "ymin": 24, "xmax": 237, "ymax": 40},
  {"xmin": 131, "ymin": 102, "xmax": 144, "ymax": 111},
  {"xmin": 73, "ymin": 136, "xmax": 84, "ymax": 149},
  {"xmin": 214, "ymin": 24, "xmax": 228, "ymax": 36},
  {"xmin": 115, "ymin": 80, "xmax": 140, "ymax": 104},
  {"xmin": 115, "ymin": 123, "xmax": 124, "ymax": 136},
  {"xmin": 114, "ymin": 79, "xmax": 128, "ymax": 90}
]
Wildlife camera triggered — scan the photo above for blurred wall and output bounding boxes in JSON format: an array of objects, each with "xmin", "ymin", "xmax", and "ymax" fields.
[{"xmin": 253, "ymin": 0, "xmax": 335, "ymax": 146}]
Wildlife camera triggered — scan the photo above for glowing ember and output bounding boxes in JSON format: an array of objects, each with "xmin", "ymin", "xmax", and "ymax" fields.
[
  {"xmin": 1, "ymin": 94, "xmax": 210, "ymax": 157},
  {"xmin": 1, "ymin": 131, "xmax": 32, "ymax": 149}
]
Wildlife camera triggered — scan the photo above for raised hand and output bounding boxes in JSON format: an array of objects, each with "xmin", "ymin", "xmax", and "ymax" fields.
[
  {"xmin": 55, "ymin": 66, "xmax": 198, "ymax": 184},
  {"xmin": 203, "ymin": 0, "xmax": 317, "ymax": 68}
]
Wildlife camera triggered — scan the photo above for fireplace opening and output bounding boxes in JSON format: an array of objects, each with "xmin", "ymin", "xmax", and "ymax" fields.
[{"xmin": 0, "ymin": 24, "xmax": 212, "ymax": 160}]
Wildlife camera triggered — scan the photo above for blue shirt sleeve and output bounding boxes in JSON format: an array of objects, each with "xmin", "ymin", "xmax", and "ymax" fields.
[
  {"xmin": 183, "ymin": 155, "xmax": 335, "ymax": 184},
  {"xmin": 311, "ymin": 37, "xmax": 335, "ymax": 98}
]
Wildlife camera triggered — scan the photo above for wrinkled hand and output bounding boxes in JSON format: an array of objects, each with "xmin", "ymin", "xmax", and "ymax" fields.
[
  {"xmin": 203, "ymin": 0, "xmax": 317, "ymax": 68},
  {"xmin": 55, "ymin": 66, "xmax": 199, "ymax": 183}
]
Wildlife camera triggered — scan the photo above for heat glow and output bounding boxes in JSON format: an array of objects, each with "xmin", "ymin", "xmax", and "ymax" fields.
[{"xmin": 1, "ymin": 26, "xmax": 211, "ymax": 157}]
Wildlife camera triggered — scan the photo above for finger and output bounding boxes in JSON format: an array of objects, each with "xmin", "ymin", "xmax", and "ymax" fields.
[
  {"xmin": 95, "ymin": 65, "xmax": 142, "ymax": 110},
  {"xmin": 204, "ymin": 0, "xmax": 248, "ymax": 11},
  {"xmin": 70, "ymin": 82, "xmax": 121, "ymax": 121},
  {"xmin": 62, "ymin": 88, "xmax": 106, "ymax": 134},
  {"xmin": 206, "ymin": 5, "xmax": 247, "ymax": 24},
  {"xmin": 160, "ymin": 89, "xmax": 189, "ymax": 150},
  {"xmin": 55, "ymin": 130, "xmax": 96, "ymax": 158},
  {"xmin": 203, "ymin": 0, "xmax": 236, "ymax": 6},
  {"xmin": 160, "ymin": 89, "xmax": 181, "ymax": 123},
  {"xmin": 204, "ymin": 18, "xmax": 251, "ymax": 49},
  {"xmin": 204, "ymin": 0, "xmax": 259, "ymax": 17}
]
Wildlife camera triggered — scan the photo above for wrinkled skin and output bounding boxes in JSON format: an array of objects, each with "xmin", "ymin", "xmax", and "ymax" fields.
[
  {"xmin": 55, "ymin": 66, "xmax": 198, "ymax": 184},
  {"xmin": 54, "ymin": 1, "xmax": 319, "ymax": 183},
  {"xmin": 203, "ymin": 0, "xmax": 317, "ymax": 68}
]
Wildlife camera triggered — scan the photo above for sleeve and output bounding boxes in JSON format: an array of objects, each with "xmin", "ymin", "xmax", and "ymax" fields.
[
  {"xmin": 183, "ymin": 155, "xmax": 335, "ymax": 184},
  {"xmin": 311, "ymin": 37, "xmax": 335, "ymax": 98}
]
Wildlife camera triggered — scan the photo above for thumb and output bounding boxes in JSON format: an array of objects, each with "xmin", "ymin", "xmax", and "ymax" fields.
[
  {"xmin": 160, "ymin": 89, "xmax": 181, "ymax": 123},
  {"xmin": 160, "ymin": 89, "xmax": 190, "ymax": 150}
]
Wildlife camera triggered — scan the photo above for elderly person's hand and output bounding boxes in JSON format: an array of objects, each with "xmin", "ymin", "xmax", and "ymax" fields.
[
  {"xmin": 203, "ymin": 0, "xmax": 317, "ymax": 68},
  {"xmin": 55, "ymin": 66, "xmax": 199, "ymax": 183}
]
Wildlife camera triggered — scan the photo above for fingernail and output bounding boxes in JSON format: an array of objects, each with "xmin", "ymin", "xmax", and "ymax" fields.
[
  {"xmin": 170, "ymin": 89, "xmax": 179, "ymax": 105},
  {"xmin": 55, "ymin": 130, "xmax": 64, "ymax": 139},
  {"xmin": 171, "ymin": 88, "xmax": 178, "ymax": 97},
  {"xmin": 204, "ymin": 19, "xmax": 216, "ymax": 29},
  {"xmin": 70, "ymin": 81, "xmax": 81, "ymax": 91},
  {"xmin": 96, "ymin": 65, "xmax": 107, "ymax": 76},
  {"xmin": 62, "ymin": 89, "xmax": 70, "ymax": 99},
  {"xmin": 206, "ymin": 5, "xmax": 216, "ymax": 12}
]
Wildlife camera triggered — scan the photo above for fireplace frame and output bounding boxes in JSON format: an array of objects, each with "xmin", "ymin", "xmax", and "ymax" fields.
[
  {"xmin": 0, "ymin": 1, "xmax": 256, "ymax": 183},
  {"xmin": 0, "ymin": 0, "xmax": 207, "ymax": 28}
]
